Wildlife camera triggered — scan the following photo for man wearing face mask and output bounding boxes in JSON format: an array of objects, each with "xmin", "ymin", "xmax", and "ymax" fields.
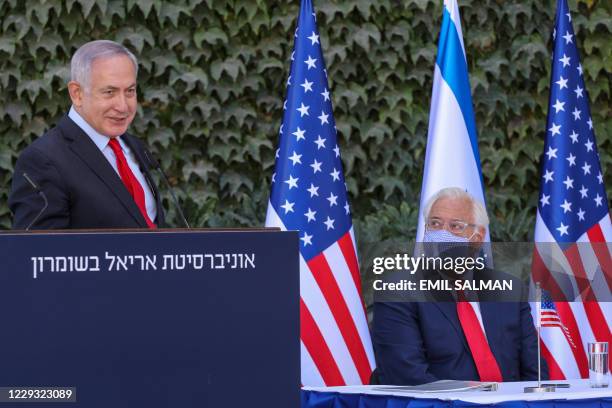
[
  {"xmin": 9, "ymin": 40, "xmax": 164, "ymax": 229},
  {"xmin": 372, "ymin": 188, "xmax": 546, "ymax": 385}
]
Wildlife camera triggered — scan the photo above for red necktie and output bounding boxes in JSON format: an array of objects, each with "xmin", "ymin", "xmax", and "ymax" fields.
[
  {"xmin": 108, "ymin": 138, "xmax": 156, "ymax": 229},
  {"xmin": 456, "ymin": 295, "xmax": 503, "ymax": 382}
]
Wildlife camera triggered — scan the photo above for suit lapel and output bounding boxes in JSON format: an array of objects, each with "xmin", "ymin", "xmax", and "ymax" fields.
[
  {"xmin": 122, "ymin": 135, "xmax": 165, "ymax": 226},
  {"xmin": 58, "ymin": 115, "xmax": 148, "ymax": 227},
  {"xmin": 431, "ymin": 301, "xmax": 470, "ymax": 352},
  {"xmin": 475, "ymin": 270, "xmax": 503, "ymax": 359},
  {"xmin": 479, "ymin": 302, "xmax": 501, "ymax": 357}
]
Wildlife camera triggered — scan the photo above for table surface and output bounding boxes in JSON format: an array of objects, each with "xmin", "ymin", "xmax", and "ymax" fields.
[{"xmin": 303, "ymin": 379, "xmax": 612, "ymax": 404}]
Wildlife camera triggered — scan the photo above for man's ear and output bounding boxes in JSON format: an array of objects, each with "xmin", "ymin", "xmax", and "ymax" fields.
[{"xmin": 68, "ymin": 81, "xmax": 83, "ymax": 107}]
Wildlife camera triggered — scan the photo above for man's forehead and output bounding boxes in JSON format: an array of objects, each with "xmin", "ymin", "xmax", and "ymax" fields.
[
  {"xmin": 430, "ymin": 197, "xmax": 473, "ymax": 218},
  {"xmin": 89, "ymin": 55, "xmax": 136, "ymax": 83}
]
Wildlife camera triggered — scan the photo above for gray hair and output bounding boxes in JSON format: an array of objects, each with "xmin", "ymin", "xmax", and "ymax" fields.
[
  {"xmin": 70, "ymin": 40, "xmax": 138, "ymax": 88},
  {"xmin": 423, "ymin": 187, "xmax": 489, "ymax": 227}
]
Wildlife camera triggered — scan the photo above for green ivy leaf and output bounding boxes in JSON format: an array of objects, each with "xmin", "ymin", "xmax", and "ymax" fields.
[
  {"xmin": 0, "ymin": 37, "xmax": 16, "ymax": 56},
  {"xmin": 3, "ymin": 101, "xmax": 29, "ymax": 126},
  {"xmin": 352, "ymin": 23, "xmax": 381, "ymax": 52},
  {"xmin": 127, "ymin": 0, "xmax": 157, "ymax": 18},
  {"xmin": 219, "ymin": 170, "xmax": 254, "ymax": 196},
  {"xmin": 78, "ymin": 0, "xmax": 105, "ymax": 18},
  {"xmin": 169, "ymin": 67, "xmax": 209, "ymax": 92},
  {"xmin": 157, "ymin": 2, "xmax": 189, "ymax": 27},
  {"xmin": 0, "ymin": 150, "xmax": 13, "ymax": 171},
  {"xmin": 149, "ymin": 127, "xmax": 175, "ymax": 148},
  {"xmin": 210, "ymin": 58, "xmax": 245, "ymax": 81},
  {"xmin": 115, "ymin": 27, "xmax": 155, "ymax": 53},
  {"xmin": 183, "ymin": 160, "xmax": 217, "ymax": 183},
  {"xmin": 194, "ymin": 27, "xmax": 228, "ymax": 48}
]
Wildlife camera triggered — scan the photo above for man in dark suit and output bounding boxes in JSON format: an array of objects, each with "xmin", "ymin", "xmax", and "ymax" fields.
[
  {"xmin": 372, "ymin": 187, "xmax": 547, "ymax": 384},
  {"xmin": 9, "ymin": 40, "xmax": 164, "ymax": 230}
]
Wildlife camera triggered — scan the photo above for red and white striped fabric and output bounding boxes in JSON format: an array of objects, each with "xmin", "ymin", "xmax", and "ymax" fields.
[
  {"xmin": 266, "ymin": 205, "xmax": 375, "ymax": 386},
  {"xmin": 531, "ymin": 0, "xmax": 611, "ymax": 380},
  {"xmin": 532, "ymin": 212, "xmax": 611, "ymax": 380},
  {"xmin": 266, "ymin": 0, "xmax": 375, "ymax": 386}
]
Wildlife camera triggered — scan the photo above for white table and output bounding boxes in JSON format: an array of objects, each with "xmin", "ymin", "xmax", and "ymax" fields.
[{"xmin": 302, "ymin": 379, "xmax": 612, "ymax": 405}]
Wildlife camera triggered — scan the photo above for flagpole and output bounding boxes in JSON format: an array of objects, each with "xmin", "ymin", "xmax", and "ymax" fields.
[
  {"xmin": 536, "ymin": 282, "xmax": 542, "ymax": 386},
  {"xmin": 525, "ymin": 283, "xmax": 555, "ymax": 393}
]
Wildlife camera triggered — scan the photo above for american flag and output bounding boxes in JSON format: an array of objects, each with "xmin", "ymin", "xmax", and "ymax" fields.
[
  {"xmin": 265, "ymin": 0, "xmax": 375, "ymax": 386},
  {"xmin": 531, "ymin": 0, "xmax": 611, "ymax": 380},
  {"xmin": 539, "ymin": 292, "xmax": 576, "ymax": 349}
]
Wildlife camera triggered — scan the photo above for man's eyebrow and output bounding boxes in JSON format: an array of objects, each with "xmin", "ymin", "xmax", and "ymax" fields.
[{"xmin": 99, "ymin": 84, "xmax": 137, "ymax": 91}]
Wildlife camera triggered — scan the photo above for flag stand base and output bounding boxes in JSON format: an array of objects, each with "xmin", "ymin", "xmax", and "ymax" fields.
[{"xmin": 524, "ymin": 385, "xmax": 556, "ymax": 393}]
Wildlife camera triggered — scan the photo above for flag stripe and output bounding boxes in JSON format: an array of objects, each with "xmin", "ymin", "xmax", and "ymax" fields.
[
  {"xmin": 416, "ymin": 66, "xmax": 487, "ymax": 241},
  {"xmin": 586, "ymin": 223, "xmax": 612, "ymax": 290},
  {"xmin": 554, "ymin": 301, "xmax": 589, "ymax": 377},
  {"xmin": 307, "ymin": 254, "xmax": 372, "ymax": 384},
  {"xmin": 267, "ymin": 203, "xmax": 362, "ymax": 385},
  {"xmin": 564, "ymin": 243, "xmax": 596, "ymax": 301},
  {"xmin": 301, "ymin": 341, "xmax": 325, "ymax": 386},
  {"xmin": 337, "ymin": 232, "xmax": 362, "ymax": 299},
  {"xmin": 322, "ymin": 243, "xmax": 376, "ymax": 370},
  {"xmin": 576, "ymin": 234, "xmax": 611, "ymax": 302},
  {"xmin": 587, "ymin": 222, "xmax": 606, "ymax": 242},
  {"xmin": 443, "ymin": 0, "xmax": 466, "ymax": 52},
  {"xmin": 300, "ymin": 254, "xmax": 361, "ymax": 385},
  {"xmin": 569, "ymin": 302, "xmax": 597, "ymax": 352},
  {"xmin": 532, "ymin": 248, "xmax": 568, "ymax": 301},
  {"xmin": 600, "ymin": 214, "xmax": 612, "ymax": 241},
  {"xmin": 534, "ymin": 241, "xmax": 588, "ymax": 370},
  {"xmin": 300, "ymin": 299, "xmax": 345, "ymax": 386},
  {"xmin": 541, "ymin": 315, "xmax": 581, "ymax": 379},
  {"xmin": 583, "ymin": 301, "xmax": 611, "ymax": 343},
  {"xmin": 534, "ymin": 216, "xmax": 596, "ymax": 379},
  {"xmin": 540, "ymin": 340, "xmax": 566, "ymax": 380},
  {"xmin": 564, "ymin": 245, "xmax": 609, "ymax": 342},
  {"xmin": 337, "ymin": 232, "xmax": 367, "ymax": 315},
  {"xmin": 436, "ymin": 6, "xmax": 482, "ymax": 170}
]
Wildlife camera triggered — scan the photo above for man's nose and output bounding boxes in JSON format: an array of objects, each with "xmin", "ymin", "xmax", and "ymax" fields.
[{"xmin": 114, "ymin": 93, "xmax": 129, "ymax": 112}]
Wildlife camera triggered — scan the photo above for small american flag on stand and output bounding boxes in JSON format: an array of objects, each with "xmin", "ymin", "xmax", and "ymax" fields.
[
  {"xmin": 531, "ymin": 0, "xmax": 611, "ymax": 380},
  {"xmin": 265, "ymin": 0, "xmax": 375, "ymax": 386},
  {"xmin": 539, "ymin": 291, "xmax": 577, "ymax": 349}
]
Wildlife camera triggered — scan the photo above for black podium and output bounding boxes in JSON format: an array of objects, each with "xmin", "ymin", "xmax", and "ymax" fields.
[{"xmin": 0, "ymin": 229, "xmax": 300, "ymax": 407}]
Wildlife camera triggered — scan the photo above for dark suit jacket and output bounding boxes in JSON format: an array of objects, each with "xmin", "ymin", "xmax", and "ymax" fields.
[
  {"xmin": 372, "ymin": 290, "xmax": 548, "ymax": 384},
  {"xmin": 9, "ymin": 114, "xmax": 165, "ymax": 230}
]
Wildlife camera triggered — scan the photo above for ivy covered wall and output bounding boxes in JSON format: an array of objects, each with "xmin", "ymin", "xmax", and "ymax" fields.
[{"xmin": 0, "ymin": 0, "xmax": 609, "ymax": 250}]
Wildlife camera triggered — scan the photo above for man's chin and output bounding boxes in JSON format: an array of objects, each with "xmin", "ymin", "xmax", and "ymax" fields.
[{"xmin": 104, "ymin": 124, "xmax": 130, "ymax": 138}]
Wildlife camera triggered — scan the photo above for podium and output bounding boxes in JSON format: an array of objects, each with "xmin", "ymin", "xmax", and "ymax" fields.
[{"xmin": 0, "ymin": 229, "xmax": 300, "ymax": 407}]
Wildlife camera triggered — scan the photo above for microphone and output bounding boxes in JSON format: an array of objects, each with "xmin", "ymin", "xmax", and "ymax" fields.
[
  {"xmin": 22, "ymin": 172, "xmax": 49, "ymax": 231},
  {"xmin": 143, "ymin": 149, "xmax": 191, "ymax": 229}
]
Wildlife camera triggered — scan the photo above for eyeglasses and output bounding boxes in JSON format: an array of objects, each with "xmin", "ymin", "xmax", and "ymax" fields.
[{"xmin": 425, "ymin": 217, "xmax": 478, "ymax": 234}]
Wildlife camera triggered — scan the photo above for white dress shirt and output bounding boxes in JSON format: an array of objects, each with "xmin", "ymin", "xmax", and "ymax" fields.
[
  {"xmin": 68, "ymin": 107, "xmax": 157, "ymax": 222},
  {"xmin": 457, "ymin": 269, "xmax": 487, "ymax": 340}
]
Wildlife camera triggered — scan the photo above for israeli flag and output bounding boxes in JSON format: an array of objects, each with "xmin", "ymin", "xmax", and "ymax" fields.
[{"xmin": 416, "ymin": 0, "xmax": 489, "ymax": 241}]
